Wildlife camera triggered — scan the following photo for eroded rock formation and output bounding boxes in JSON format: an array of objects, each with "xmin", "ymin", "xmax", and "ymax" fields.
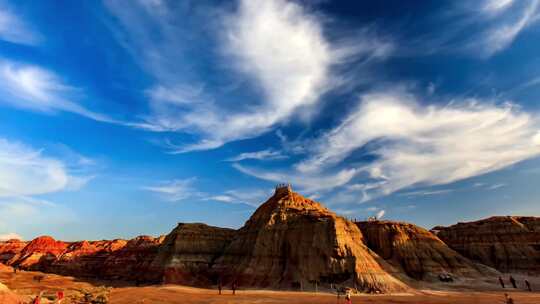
[
  {"xmin": 356, "ymin": 220, "xmax": 496, "ymax": 281},
  {"xmin": 433, "ymin": 216, "xmax": 540, "ymax": 274},
  {"xmin": 151, "ymin": 223, "xmax": 235, "ymax": 286},
  {"xmin": 2, "ymin": 187, "xmax": 534, "ymax": 293},
  {"xmin": 0, "ymin": 235, "xmax": 165, "ymax": 281},
  {"xmin": 0, "ymin": 239, "xmax": 27, "ymax": 264},
  {"xmin": 212, "ymin": 185, "xmax": 408, "ymax": 292}
]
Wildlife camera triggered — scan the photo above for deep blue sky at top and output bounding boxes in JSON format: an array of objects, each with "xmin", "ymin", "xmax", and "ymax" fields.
[{"xmin": 1, "ymin": 0, "xmax": 540, "ymax": 241}]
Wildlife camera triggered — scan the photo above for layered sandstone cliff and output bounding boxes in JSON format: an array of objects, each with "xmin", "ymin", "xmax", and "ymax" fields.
[
  {"xmin": 211, "ymin": 186, "xmax": 408, "ymax": 292},
  {"xmin": 356, "ymin": 220, "xmax": 496, "ymax": 281},
  {"xmin": 151, "ymin": 223, "xmax": 235, "ymax": 286},
  {"xmin": 433, "ymin": 216, "xmax": 540, "ymax": 274}
]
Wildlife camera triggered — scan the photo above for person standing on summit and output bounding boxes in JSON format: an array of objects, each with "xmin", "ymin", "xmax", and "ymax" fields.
[
  {"xmin": 509, "ymin": 276, "xmax": 517, "ymax": 289},
  {"xmin": 499, "ymin": 276, "xmax": 505, "ymax": 288}
]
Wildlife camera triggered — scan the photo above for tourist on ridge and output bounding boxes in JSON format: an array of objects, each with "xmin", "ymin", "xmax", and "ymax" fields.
[
  {"xmin": 499, "ymin": 276, "xmax": 505, "ymax": 288},
  {"xmin": 232, "ymin": 280, "xmax": 237, "ymax": 295},
  {"xmin": 525, "ymin": 279, "xmax": 532, "ymax": 292},
  {"xmin": 509, "ymin": 276, "xmax": 517, "ymax": 288},
  {"xmin": 345, "ymin": 290, "xmax": 352, "ymax": 304},
  {"xmin": 504, "ymin": 293, "xmax": 514, "ymax": 304}
]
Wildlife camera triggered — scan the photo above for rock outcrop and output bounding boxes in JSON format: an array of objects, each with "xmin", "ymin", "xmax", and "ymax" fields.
[
  {"xmin": 151, "ymin": 223, "xmax": 236, "ymax": 286},
  {"xmin": 1, "ymin": 235, "xmax": 165, "ymax": 281},
  {"xmin": 0, "ymin": 282, "xmax": 24, "ymax": 304},
  {"xmin": 433, "ymin": 216, "xmax": 540, "ymax": 274},
  {"xmin": 8, "ymin": 236, "xmax": 68, "ymax": 269},
  {"xmin": 0, "ymin": 239, "xmax": 26, "ymax": 264},
  {"xmin": 356, "ymin": 220, "xmax": 496, "ymax": 281},
  {"xmin": 212, "ymin": 185, "xmax": 408, "ymax": 292}
]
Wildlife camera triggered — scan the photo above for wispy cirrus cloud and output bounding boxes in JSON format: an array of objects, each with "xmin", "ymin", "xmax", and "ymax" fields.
[
  {"xmin": 225, "ymin": 149, "xmax": 287, "ymax": 162},
  {"xmin": 143, "ymin": 178, "xmax": 202, "ymax": 202},
  {"xmin": 0, "ymin": 2, "xmax": 41, "ymax": 45},
  {"xmin": 105, "ymin": 0, "xmax": 392, "ymax": 152},
  {"xmin": 236, "ymin": 88, "xmax": 540, "ymax": 202},
  {"xmin": 0, "ymin": 60, "xmax": 122, "ymax": 124},
  {"xmin": 0, "ymin": 138, "xmax": 94, "ymax": 198}
]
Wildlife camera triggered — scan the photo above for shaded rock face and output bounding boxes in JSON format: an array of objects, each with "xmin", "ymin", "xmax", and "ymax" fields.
[
  {"xmin": 212, "ymin": 186, "xmax": 408, "ymax": 292},
  {"xmin": 0, "ymin": 239, "xmax": 27, "ymax": 264},
  {"xmin": 152, "ymin": 223, "xmax": 236, "ymax": 286},
  {"xmin": 356, "ymin": 221, "xmax": 495, "ymax": 281},
  {"xmin": 433, "ymin": 216, "xmax": 540, "ymax": 274}
]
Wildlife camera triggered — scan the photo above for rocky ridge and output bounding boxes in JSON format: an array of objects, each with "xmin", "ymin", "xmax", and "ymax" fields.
[
  {"xmin": 1, "ymin": 187, "xmax": 537, "ymax": 293},
  {"xmin": 433, "ymin": 216, "xmax": 540, "ymax": 274}
]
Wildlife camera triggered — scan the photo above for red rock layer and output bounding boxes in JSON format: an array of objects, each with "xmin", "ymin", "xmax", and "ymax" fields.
[
  {"xmin": 433, "ymin": 216, "xmax": 540, "ymax": 274},
  {"xmin": 0, "ymin": 235, "xmax": 164, "ymax": 281},
  {"xmin": 0, "ymin": 239, "xmax": 27, "ymax": 264}
]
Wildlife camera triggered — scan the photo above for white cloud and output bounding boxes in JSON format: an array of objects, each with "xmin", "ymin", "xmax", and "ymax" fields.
[
  {"xmin": 297, "ymin": 90, "xmax": 540, "ymax": 197},
  {"xmin": 376, "ymin": 209, "xmax": 385, "ymax": 219},
  {"xmin": 106, "ymin": 0, "xmax": 390, "ymax": 152},
  {"xmin": 481, "ymin": 0, "xmax": 515, "ymax": 15},
  {"xmin": 143, "ymin": 178, "xmax": 202, "ymax": 202},
  {"xmin": 233, "ymin": 163, "xmax": 358, "ymax": 192},
  {"xmin": 0, "ymin": 60, "xmax": 118, "ymax": 123},
  {"xmin": 236, "ymin": 89, "xmax": 540, "ymax": 202},
  {"xmin": 481, "ymin": 0, "xmax": 539, "ymax": 56},
  {"xmin": 0, "ymin": 232, "xmax": 21, "ymax": 241},
  {"xmin": 0, "ymin": 3, "xmax": 41, "ymax": 45},
  {"xmin": 225, "ymin": 149, "xmax": 287, "ymax": 162},
  {"xmin": 400, "ymin": 189, "xmax": 454, "ymax": 197},
  {"xmin": 488, "ymin": 183, "xmax": 507, "ymax": 190},
  {"xmin": 0, "ymin": 138, "xmax": 69, "ymax": 197}
]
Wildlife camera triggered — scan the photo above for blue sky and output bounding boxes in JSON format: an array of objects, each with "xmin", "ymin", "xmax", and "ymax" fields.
[{"xmin": 1, "ymin": 0, "xmax": 540, "ymax": 241}]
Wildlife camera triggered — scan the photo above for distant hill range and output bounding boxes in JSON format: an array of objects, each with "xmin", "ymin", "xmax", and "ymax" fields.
[{"xmin": 1, "ymin": 185, "xmax": 538, "ymax": 293}]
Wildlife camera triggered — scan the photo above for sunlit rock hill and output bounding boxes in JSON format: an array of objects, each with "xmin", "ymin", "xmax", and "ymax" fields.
[{"xmin": 1, "ymin": 185, "xmax": 538, "ymax": 293}]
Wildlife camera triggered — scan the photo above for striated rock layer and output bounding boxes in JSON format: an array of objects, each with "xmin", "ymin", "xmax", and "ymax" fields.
[
  {"xmin": 433, "ymin": 216, "xmax": 540, "ymax": 274},
  {"xmin": 151, "ymin": 223, "xmax": 236, "ymax": 286},
  {"xmin": 0, "ymin": 235, "xmax": 165, "ymax": 282},
  {"xmin": 0, "ymin": 239, "xmax": 27, "ymax": 264},
  {"xmin": 211, "ymin": 186, "xmax": 408, "ymax": 292},
  {"xmin": 356, "ymin": 220, "xmax": 496, "ymax": 281}
]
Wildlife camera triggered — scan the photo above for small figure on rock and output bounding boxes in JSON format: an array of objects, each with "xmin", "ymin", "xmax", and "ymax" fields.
[
  {"xmin": 232, "ymin": 280, "xmax": 238, "ymax": 295},
  {"xmin": 499, "ymin": 276, "xmax": 505, "ymax": 288},
  {"xmin": 218, "ymin": 280, "xmax": 222, "ymax": 295},
  {"xmin": 525, "ymin": 279, "xmax": 532, "ymax": 292},
  {"xmin": 345, "ymin": 290, "xmax": 352, "ymax": 304},
  {"xmin": 509, "ymin": 275, "xmax": 517, "ymax": 288}
]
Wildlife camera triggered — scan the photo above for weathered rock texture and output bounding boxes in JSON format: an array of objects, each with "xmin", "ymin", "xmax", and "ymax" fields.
[
  {"xmin": 0, "ymin": 235, "xmax": 165, "ymax": 281},
  {"xmin": 151, "ymin": 223, "xmax": 236, "ymax": 286},
  {"xmin": 433, "ymin": 216, "xmax": 540, "ymax": 274},
  {"xmin": 356, "ymin": 220, "xmax": 496, "ymax": 281},
  {"xmin": 211, "ymin": 186, "xmax": 408, "ymax": 292},
  {"xmin": 0, "ymin": 239, "xmax": 27, "ymax": 264}
]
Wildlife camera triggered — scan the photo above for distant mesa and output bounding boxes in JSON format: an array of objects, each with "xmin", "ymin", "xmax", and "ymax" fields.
[{"xmin": 1, "ymin": 187, "xmax": 538, "ymax": 293}]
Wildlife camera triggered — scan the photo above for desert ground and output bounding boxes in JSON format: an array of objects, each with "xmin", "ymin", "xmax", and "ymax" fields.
[{"xmin": 2, "ymin": 266, "xmax": 540, "ymax": 304}]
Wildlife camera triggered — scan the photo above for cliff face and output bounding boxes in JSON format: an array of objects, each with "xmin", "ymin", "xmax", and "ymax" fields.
[
  {"xmin": 151, "ymin": 223, "xmax": 236, "ymax": 286},
  {"xmin": 433, "ymin": 216, "xmax": 540, "ymax": 274},
  {"xmin": 212, "ymin": 186, "xmax": 408, "ymax": 292},
  {"xmin": 356, "ymin": 221, "xmax": 496, "ymax": 281}
]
